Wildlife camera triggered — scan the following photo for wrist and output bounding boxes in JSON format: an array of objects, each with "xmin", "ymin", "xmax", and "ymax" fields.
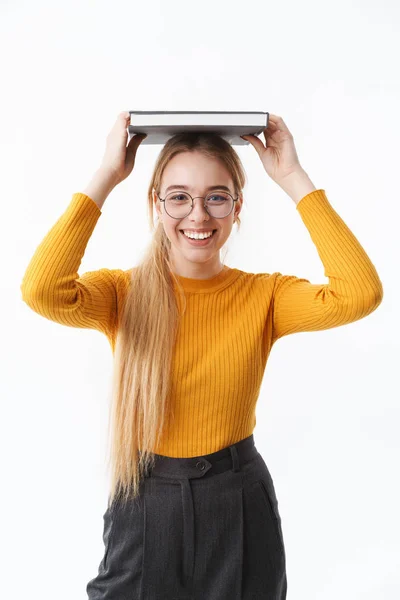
[
  {"xmin": 96, "ymin": 166, "xmax": 121, "ymax": 187},
  {"xmin": 277, "ymin": 168, "xmax": 317, "ymax": 205},
  {"xmin": 83, "ymin": 168, "xmax": 119, "ymax": 210}
]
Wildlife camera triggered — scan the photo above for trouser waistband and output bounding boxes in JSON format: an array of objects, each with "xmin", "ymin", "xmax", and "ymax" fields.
[{"xmin": 145, "ymin": 434, "xmax": 258, "ymax": 480}]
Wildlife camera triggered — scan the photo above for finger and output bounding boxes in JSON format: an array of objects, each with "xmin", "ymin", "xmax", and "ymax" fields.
[
  {"xmin": 115, "ymin": 111, "xmax": 129, "ymax": 127},
  {"xmin": 118, "ymin": 111, "xmax": 131, "ymax": 132},
  {"xmin": 266, "ymin": 117, "xmax": 282, "ymax": 132},
  {"xmin": 269, "ymin": 114, "xmax": 290, "ymax": 133},
  {"xmin": 264, "ymin": 119, "xmax": 280, "ymax": 136},
  {"xmin": 108, "ymin": 112, "xmax": 130, "ymax": 138}
]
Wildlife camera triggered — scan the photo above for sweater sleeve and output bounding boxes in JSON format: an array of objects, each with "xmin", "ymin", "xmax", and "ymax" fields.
[
  {"xmin": 271, "ymin": 189, "xmax": 384, "ymax": 342},
  {"xmin": 20, "ymin": 192, "xmax": 125, "ymax": 338}
]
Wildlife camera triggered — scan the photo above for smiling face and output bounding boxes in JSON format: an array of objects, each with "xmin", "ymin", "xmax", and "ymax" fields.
[{"xmin": 153, "ymin": 150, "xmax": 243, "ymax": 278}]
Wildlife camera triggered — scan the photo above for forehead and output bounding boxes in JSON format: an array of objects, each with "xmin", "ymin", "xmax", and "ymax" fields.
[{"xmin": 161, "ymin": 151, "xmax": 233, "ymax": 193}]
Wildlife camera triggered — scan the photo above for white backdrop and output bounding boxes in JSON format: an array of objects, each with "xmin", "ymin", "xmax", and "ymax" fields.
[{"xmin": 2, "ymin": 0, "xmax": 398, "ymax": 598}]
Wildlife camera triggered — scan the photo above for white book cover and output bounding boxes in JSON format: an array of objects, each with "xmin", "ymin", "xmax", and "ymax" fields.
[{"xmin": 128, "ymin": 110, "xmax": 269, "ymax": 145}]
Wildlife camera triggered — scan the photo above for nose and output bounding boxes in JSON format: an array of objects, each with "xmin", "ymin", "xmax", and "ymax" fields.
[{"xmin": 189, "ymin": 197, "xmax": 210, "ymax": 221}]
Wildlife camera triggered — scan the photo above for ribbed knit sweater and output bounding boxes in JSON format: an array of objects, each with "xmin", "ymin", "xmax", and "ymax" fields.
[{"xmin": 20, "ymin": 189, "xmax": 383, "ymax": 457}]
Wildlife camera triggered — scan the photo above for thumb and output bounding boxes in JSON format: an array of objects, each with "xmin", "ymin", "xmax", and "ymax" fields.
[
  {"xmin": 126, "ymin": 133, "xmax": 147, "ymax": 162},
  {"xmin": 241, "ymin": 134, "xmax": 265, "ymax": 157}
]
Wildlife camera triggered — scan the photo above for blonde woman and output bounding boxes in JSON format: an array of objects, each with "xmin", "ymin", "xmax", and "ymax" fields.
[{"xmin": 21, "ymin": 111, "xmax": 383, "ymax": 599}]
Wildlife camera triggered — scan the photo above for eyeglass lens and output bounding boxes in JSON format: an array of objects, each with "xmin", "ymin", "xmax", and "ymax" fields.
[{"xmin": 165, "ymin": 191, "xmax": 234, "ymax": 218}]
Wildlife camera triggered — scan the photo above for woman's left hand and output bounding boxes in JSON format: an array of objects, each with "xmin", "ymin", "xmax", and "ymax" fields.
[{"xmin": 241, "ymin": 114, "xmax": 303, "ymax": 184}]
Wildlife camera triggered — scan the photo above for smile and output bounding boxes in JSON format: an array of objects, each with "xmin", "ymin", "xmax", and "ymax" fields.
[{"xmin": 179, "ymin": 230, "xmax": 217, "ymax": 245}]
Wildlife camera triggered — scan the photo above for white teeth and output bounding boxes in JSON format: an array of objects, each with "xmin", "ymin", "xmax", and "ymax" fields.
[{"xmin": 183, "ymin": 230, "xmax": 214, "ymax": 240}]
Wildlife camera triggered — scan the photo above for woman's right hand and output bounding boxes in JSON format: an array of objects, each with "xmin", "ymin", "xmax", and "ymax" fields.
[{"xmin": 99, "ymin": 111, "xmax": 147, "ymax": 185}]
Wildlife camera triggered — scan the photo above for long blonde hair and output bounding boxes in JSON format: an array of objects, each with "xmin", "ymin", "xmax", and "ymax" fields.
[{"xmin": 106, "ymin": 132, "xmax": 247, "ymax": 508}]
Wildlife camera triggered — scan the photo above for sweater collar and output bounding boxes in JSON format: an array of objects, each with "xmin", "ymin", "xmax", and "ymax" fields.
[{"xmin": 170, "ymin": 265, "xmax": 240, "ymax": 293}]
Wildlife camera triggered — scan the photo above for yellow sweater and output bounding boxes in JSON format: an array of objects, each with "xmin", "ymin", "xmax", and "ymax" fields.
[{"xmin": 20, "ymin": 189, "xmax": 383, "ymax": 457}]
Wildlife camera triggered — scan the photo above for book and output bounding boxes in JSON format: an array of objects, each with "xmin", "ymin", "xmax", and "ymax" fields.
[{"xmin": 127, "ymin": 110, "xmax": 269, "ymax": 145}]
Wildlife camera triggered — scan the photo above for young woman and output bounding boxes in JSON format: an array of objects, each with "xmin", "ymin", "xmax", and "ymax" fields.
[{"xmin": 20, "ymin": 111, "xmax": 383, "ymax": 599}]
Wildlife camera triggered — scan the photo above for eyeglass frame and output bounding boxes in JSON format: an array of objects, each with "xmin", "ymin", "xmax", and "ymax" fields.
[{"xmin": 156, "ymin": 189, "xmax": 240, "ymax": 219}]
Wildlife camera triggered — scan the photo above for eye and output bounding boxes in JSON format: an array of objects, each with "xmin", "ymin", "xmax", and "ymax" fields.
[
  {"xmin": 207, "ymin": 193, "xmax": 231, "ymax": 203},
  {"xmin": 170, "ymin": 194, "xmax": 189, "ymax": 201}
]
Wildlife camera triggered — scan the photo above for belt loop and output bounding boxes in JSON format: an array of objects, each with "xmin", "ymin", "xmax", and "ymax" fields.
[{"xmin": 229, "ymin": 444, "xmax": 240, "ymax": 472}]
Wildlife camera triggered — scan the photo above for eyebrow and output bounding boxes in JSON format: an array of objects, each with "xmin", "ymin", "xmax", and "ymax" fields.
[{"xmin": 164, "ymin": 184, "xmax": 233, "ymax": 194}]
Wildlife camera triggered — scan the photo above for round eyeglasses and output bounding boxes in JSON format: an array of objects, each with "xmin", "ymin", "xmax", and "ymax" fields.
[{"xmin": 157, "ymin": 190, "xmax": 239, "ymax": 219}]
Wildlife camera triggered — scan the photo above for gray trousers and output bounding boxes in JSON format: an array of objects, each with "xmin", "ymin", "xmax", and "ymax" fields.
[{"xmin": 86, "ymin": 434, "xmax": 287, "ymax": 599}]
